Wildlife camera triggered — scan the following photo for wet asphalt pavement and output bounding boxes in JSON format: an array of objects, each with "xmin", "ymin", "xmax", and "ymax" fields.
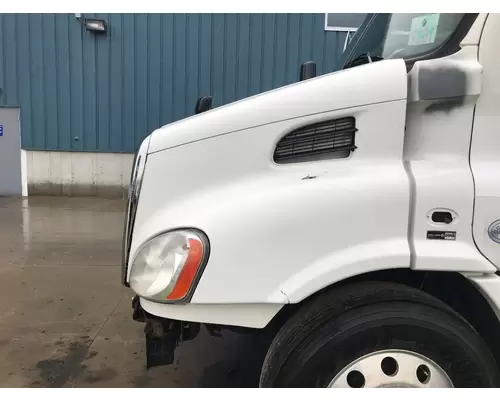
[{"xmin": 0, "ymin": 196, "xmax": 268, "ymax": 387}]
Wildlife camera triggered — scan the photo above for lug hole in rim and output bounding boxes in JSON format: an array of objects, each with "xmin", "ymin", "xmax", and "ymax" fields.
[
  {"xmin": 416, "ymin": 364, "xmax": 431, "ymax": 384},
  {"xmin": 380, "ymin": 356, "xmax": 399, "ymax": 377},
  {"xmin": 346, "ymin": 370, "xmax": 365, "ymax": 388}
]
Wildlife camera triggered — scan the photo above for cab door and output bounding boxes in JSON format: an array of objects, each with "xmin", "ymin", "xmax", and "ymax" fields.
[{"xmin": 470, "ymin": 14, "xmax": 500, "ymax": 269}]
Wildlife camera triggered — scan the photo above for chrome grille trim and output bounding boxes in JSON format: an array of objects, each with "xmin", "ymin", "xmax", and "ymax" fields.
[{"xmin": 121, "ymin": 136, "xmax": 151, "ymax": 286}]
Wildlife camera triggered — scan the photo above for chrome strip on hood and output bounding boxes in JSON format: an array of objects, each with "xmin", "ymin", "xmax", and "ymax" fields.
[{"xmin": 122, "ymin": 136, "xmax": 151, "ymax": 285}]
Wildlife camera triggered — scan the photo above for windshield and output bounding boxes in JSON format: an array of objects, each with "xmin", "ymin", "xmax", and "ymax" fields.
[{"xmin": 341, "ymin": 13, "xmax": 476, "ymax": 69}]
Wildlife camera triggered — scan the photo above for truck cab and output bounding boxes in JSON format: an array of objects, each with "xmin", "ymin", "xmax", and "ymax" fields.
[{"xmin": 122, "ymin": 13, "xmax": 500, "ymax": 387}]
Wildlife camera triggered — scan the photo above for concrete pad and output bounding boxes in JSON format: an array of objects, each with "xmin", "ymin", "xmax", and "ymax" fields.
[
  {"xmin": 0, "ymin": 264, "xmax": 126, "ymax": 388},
  {"xmin": 0, "ymin": 331, "xmax": 94, "ymax": 388}
]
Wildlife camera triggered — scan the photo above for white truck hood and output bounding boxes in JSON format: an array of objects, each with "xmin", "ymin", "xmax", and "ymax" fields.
[{"xmin": 148, "ymin": 59, "xmax": 407, "ymax": 154}]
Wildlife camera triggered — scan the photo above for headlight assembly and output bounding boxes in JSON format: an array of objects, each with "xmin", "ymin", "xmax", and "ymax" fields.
[{"xmin": 129, "ymin": 229, "xmax": 209, "ymax": 302}]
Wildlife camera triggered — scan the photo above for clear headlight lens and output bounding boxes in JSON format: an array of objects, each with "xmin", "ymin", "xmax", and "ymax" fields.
[{"xmin": 129, "ymin": 230, "xmax": 206, "ymax": 302}]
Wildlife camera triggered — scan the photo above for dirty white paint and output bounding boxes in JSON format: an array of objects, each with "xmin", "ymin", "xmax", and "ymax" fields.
[{"xmin": 26, "ymin": 150, "xmax": 134, "ymax": 197}]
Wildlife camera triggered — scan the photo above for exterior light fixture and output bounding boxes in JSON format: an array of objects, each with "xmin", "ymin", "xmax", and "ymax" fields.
[{"xmin": 85, "ymin": 19, "xmax": 107, "ymax": 33}]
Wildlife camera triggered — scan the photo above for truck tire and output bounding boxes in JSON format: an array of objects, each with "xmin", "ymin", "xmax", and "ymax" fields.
[{"xmin": 259, "ymin": 281, "xmax": 500, "ymax": 388}]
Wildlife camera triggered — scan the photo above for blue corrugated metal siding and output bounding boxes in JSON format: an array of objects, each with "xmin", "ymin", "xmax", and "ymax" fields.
[{"xmin": 0, "ymin": 13, "xmax": 345, "ymax": 153}]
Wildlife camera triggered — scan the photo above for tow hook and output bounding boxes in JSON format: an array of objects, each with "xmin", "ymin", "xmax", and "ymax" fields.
[{"xmin": 131, "ymin": 295, "xmax": 201, "ymax": 369}]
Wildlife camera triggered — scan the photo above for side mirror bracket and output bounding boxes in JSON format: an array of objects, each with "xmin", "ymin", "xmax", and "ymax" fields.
[
  {"xmin": 299, "ymin": 61, "xmax": 317, "ymax": 81},
  {"xmin": 195, "ymin": 96, "xmax": 213, "ymax": 114}
]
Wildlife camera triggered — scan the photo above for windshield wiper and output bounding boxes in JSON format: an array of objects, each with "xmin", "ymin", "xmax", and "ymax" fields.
[{"xmin": 343, "ymin": 52, "xmax": 384, "ymax": 70}]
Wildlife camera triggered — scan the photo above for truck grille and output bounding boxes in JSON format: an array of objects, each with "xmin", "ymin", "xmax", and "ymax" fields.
[
  {"xmin": 122, "ymin": 154, "xmax": 141, "ymax": 286},
  {"xmin": 121, "ymin": 136, "xmax": 151, "ymax": 286}
]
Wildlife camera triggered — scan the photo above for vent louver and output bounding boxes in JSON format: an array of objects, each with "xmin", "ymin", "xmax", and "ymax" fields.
[{"xmin": 274, "ymin": 117, "xmax": 357, "ymax": 163}]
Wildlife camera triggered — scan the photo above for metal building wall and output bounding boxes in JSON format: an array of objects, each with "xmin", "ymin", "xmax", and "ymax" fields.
[{"xmin": 0, "ymin": 13, "xmax": 346, "ymax": 153}]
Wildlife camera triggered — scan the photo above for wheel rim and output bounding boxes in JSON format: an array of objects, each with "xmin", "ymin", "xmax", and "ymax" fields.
[{"xmin": 328, "ymin": 349, "xmax": 453, "ymax": 388}]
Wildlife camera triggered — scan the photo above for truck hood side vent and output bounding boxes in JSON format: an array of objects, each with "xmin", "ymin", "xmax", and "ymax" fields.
[{"xmin": 274, "ymin": 117, "xmax": 357, "ymax": 163}]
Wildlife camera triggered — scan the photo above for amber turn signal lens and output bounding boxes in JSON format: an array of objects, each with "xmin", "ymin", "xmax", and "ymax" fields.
[{"xmin": 166, "ymin": 238, "xmax": 204, "ymax": 301}]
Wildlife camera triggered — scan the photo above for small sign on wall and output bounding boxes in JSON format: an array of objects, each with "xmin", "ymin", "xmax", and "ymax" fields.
[{"xmin": 0, "ymin": 125, "xmax": 3, "ymax": 136}]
